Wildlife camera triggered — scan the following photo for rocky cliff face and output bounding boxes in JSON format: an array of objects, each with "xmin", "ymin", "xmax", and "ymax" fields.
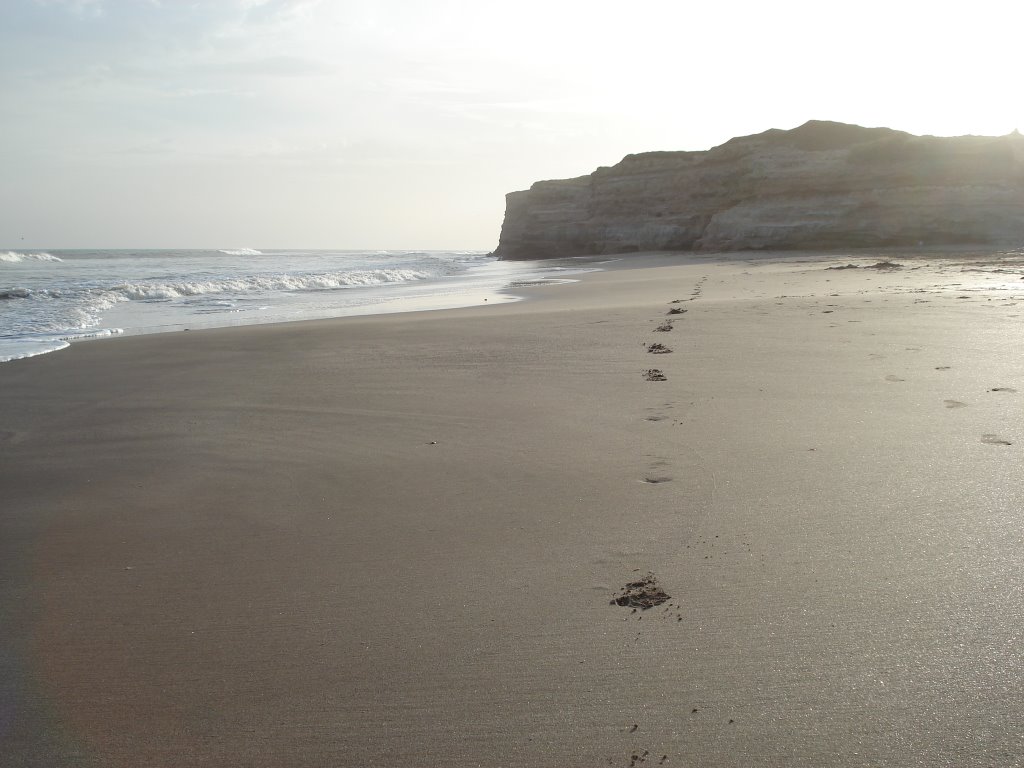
[{"xmin": 493, "ymin": 121, "xmax": 1024, "ymax": 259}]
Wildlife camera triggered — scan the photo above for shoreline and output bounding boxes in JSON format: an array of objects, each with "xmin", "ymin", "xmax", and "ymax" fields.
[
  {"xmin": 1, "ymin": 249, "xmax": 588, "ymax": 365},
  {"xmin": 2, "ymin": 251, "xmax": 1023, "ymax": 766},
  {"xmin": 12, "ymin": 245, "xmax": 1019, "ymax": 366}
]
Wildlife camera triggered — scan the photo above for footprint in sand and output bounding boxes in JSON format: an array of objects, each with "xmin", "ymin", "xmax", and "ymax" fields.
[
  {"xmin": 988, "ymin": 387, "xmax": 1017, "ymax": 393},
  {"xmin": 644, "ymin": 415, "xmax": 668, "ymax": 422},
  {"xmin": 944, "ymin": 400, "xmax": 967, "ymax": 409},
  {"xmin": 935, "ymin": 366, "xmax": 952, "ymax": 370},
  {"xmin": 643, "ymin": 369, "xmax": 667, "ymax": 382},
  {"xmin": 885, "ymin": 374, "xmax": 906, "ymax": 382},
  {"xmin": 647, "ymin": 343, "xmax": 672, "ymax": 354},
  {"xmin": 641, "ymin": 477, "xmax": 673, "ymax": 484},
  {"xmin": 981, "ymin": 434, "xmax": 1013, "ymax": 445},
  {"xmin": 666, "ymin": 307, "xmax": 687, "ymax": 315},
  {"xmin": 653, "ymin": 321, "xmax": 674, "ymax": 332}
]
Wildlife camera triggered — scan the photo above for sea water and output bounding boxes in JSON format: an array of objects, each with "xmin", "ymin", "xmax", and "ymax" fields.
[{"xmin": 0, "ymin": 249, "xmax": 592, "ymax": 362}]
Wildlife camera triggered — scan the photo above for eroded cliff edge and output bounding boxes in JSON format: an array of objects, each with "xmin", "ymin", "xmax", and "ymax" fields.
[{"xmin": 493, "ymin": 121, "xmax": 1024, "ymax": 259}]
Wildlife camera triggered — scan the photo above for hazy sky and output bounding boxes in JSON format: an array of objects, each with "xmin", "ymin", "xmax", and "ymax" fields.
[{"xmin": 2, "ymin": 0, "xmax": 1021, "ymax": 249}]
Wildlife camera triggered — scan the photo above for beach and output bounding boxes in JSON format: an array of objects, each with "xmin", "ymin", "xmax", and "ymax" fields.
[{"xmin": 2, "ymin": 252, "xmax": 1022, "ymax": 767}]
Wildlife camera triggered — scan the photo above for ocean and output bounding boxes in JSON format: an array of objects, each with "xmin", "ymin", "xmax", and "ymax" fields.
[{"xmin": 0, "ymin": 248, "xmax": 593, "ymax": 362}]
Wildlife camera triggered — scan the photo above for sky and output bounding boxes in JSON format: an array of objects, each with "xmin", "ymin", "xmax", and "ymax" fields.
[{"xmin": 2, "ymin": 0, "xmax": 1021, "ymax": 250}]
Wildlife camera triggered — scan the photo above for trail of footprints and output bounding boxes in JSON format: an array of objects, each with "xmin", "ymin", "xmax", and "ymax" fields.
[
  {"xmin": 637, "ymin": 277, "xmax": 709, "ymax": 481},
  {"xmin": 611, "ymin": 277, "xmax": 723, "ymax": 766},
  {"xmin": 832, "ymin": 267, "xmax": 1017, "ymax": 445},
  {"xmin": 889, "ymin": 364, "xmax": 1017, "ymax": 445},
  {"xmin": 615, "ymin": 270, "xmax": 1017, "ymax": 763},
  {"xmin": 854, "ymin": 267, "xmax": 1019, "ymax": 445},
  {"xmin": 639, "ymin": 277, "xmax": 708, "ymax": 477}
]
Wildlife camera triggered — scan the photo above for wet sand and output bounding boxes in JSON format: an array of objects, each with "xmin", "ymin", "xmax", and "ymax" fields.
[{"xmin": 2, "ymin": 252, "xmax": 1023, "ymax": 766}]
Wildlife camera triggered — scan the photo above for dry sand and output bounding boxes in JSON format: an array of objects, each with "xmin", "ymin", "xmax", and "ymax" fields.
[{"xmin": 2, "ymin": 252, "xmax": 1023, "ymax": 767}]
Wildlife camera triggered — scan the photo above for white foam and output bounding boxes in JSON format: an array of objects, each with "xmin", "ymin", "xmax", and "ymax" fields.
[
  {"xmin": 107, "ymin": 269, "xmax": 430, "ymax": 301},
  {"xmin": 219, "ymin": 248, "xmax": 263, "ymax": 256},
  {"xmin": 3, "ymin": 268, "xmax": 430, "ymax": 305},
  {"xmin": 0, "ymin": 251, "xmax": 63, "ymax": 263},
  {"xmin": 0, "ymin": 338, "xmax": 70, "ymax": 362},
  {"xmin": 59, "ymin": 328, "xmax": 124, "ymax": 342}
]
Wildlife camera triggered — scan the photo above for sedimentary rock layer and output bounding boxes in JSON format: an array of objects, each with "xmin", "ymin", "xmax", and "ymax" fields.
[{"xmin": 493, "ymin": 121, "xmax": 1024, "ymax": 259}]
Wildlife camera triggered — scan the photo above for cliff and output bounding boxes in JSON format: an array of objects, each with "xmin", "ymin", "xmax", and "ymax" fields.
[{"xmin": 493, "ymin": 121, "xmax": 1024, "ymax": 259}]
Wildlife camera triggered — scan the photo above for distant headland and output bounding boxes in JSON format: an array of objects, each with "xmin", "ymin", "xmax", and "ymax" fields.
[{"xmin": 493, "ymin": 120, "xmax": 1024, "ymax": 259}]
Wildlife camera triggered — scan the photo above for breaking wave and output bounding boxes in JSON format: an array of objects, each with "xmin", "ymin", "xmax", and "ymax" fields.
[
  {"xmin": 1, "ymin": 251, "xmax": 63, "ymax": 263},
  {"xmin": 4, "ymin": 268, "xmax": 431, "ymax": 307},
  {"xmin": 219, "ymin": 248, "xmax": 263, "ymax": 256},
  {"xmin": 110, "ymin": 268, "xmax": 430, "ymax": 300}
]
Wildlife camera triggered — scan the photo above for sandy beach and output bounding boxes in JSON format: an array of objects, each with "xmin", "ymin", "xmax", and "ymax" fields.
[{"xmin": 2, "ymin": 252, "xmax": 1022, "ymax": 767}]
